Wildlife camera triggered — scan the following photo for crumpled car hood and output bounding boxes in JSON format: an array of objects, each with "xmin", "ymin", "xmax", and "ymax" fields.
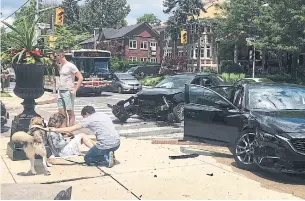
[
  {"xmin": 251, "ymin": 110, "xmax": 305, "ymax": 137},
  {"xmin": 137, "ymin": 88, "xmax": 183, "ymax": 96}
]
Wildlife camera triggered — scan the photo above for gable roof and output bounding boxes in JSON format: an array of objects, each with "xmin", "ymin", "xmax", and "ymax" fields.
[
  {"xmin": 79, "ymin": 34, "xmax": 98, "ymax": 45},
  {"xmin": 80, "ymin": 22, "xmax": 160, "ymax": 45}
]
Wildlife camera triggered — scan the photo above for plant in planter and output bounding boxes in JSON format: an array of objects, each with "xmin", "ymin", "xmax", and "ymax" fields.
[{"xmin": 2, "ymin": 18, "xmax": 52, "ymax": 160}]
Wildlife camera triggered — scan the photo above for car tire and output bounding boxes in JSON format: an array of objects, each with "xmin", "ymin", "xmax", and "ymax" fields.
[
  {"xmin": 173, "ymin": 103, "xmax": 184, "ymax": 123},
  {"xmin": 232, "ymin": 129, "xmax": 258, "ymax": 171},
  {"xmin": 118, "ymin": 86, "xmax": 123, "ymax": 94}
]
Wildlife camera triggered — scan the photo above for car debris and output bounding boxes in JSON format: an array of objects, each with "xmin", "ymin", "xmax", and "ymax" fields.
[{"xmin": 169, "ymin": 154, "xmax": 199, "ymax": 160}]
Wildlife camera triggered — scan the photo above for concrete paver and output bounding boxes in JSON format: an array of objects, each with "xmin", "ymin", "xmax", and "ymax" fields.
[
  {"xmin": 1, "ymin": 158, "xmax": 15, "ymax": 183},
  {"xmin": 54, "ymin": 177, "xmax": 137, "ymax": 200},
  {"xmin": 112, "ymin": 165, "xmax": 301, "ymax": 200},
  {"xmin": 1, "ymin": 155, "xmax": 104, "ymax": 184}
]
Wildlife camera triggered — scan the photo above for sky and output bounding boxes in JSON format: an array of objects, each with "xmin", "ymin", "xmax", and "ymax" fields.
[{"xmin": 1, "ymin": 0, "xmax": 169, "ymax": 26}]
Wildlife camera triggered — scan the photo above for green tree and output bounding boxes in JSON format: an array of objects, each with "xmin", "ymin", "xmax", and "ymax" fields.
[
  {"xmin": 80, "ymin": 0, "xmax": 131, "ymax": 31},
  {"xmin": 48, "ymin": 25, "xmax": 90, "ymax": 50},
  {"xmin": 61, "ymin": 0, "xmax": 82, "ymax": 30},
  {"xmin": 137, "ymin": 14, "xmax": 161, "ymax": 26}
]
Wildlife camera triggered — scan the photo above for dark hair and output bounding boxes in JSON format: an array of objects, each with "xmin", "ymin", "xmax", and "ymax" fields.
[
  {"xmin": 81, "ymin": 106, "xmax": 96, "ymax": 116},
  {"xmin": 48, "ymin": 113, "xmax": 66, "ymax": 128}
]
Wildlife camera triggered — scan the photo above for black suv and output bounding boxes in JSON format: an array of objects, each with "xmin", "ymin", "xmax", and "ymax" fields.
[{"xmin": 108, "ymin": 72, "xmax": 225, "ymax": 123}]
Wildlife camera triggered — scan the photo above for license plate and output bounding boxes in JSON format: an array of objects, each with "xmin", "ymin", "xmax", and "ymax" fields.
[{"xmin": 133, "ymin": 87, "xmax": 137, "ymax": 89}]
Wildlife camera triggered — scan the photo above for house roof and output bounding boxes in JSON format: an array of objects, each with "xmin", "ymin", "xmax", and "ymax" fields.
[
  {"xmin": 79, "ymin": 34, "xmax": 98, "ymax": 45},
  {"xmin": 109, "ymin": 23, "xmax": 145, "ymax": 39},
  {"xmin": 80, "ymin": 22, "xmax": 159, "ymax": 45}
]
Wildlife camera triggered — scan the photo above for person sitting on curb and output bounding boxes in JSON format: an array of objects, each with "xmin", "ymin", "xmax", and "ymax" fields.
[
  {"xmin": 49, "ymin": 106, "xmax": 120, "ymax": 168},
  {"xmin": 48, "ymin": 113, "xmax": 94, "ymax": 158}
]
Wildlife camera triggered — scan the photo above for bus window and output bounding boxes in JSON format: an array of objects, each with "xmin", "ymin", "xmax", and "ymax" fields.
[{"xmin": 94, "ymin": 58, "xmax": 109, "ymax": 74}]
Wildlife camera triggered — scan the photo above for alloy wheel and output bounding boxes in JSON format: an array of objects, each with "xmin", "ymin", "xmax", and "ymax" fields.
[
  {"xmin": 175, "ymin": 103, "xmax": 184, "ymax": 121},
  {"xmin": 235, "ymin": 132, "xmax": 256, "ymax": 165}
]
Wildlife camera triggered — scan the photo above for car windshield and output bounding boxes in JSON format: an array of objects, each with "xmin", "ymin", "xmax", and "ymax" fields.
[
  {"xmin": 155, "ymin": 75, "xmax": 194, "ymax": 88},
  {"xmin": 249, "ymin": 86, "xmax": 305, "ymax": 110},
  {"xmin": 116, "ymin": 74, "xmax": 135, "ymax": 80},
  {"xmin": 127, "ymin": 67, "xmax": 137, "ymax": 72}
]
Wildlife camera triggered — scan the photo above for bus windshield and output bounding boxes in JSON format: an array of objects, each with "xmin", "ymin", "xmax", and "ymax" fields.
[{"xmin": 73, "ymin": 58, "xmax": 110, "ymax": 76}]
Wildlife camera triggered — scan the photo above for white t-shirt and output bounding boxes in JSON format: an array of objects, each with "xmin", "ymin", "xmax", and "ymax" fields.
[{"xmin": 58, "ymin": 62, "xmax": 79, "ymax": 90}]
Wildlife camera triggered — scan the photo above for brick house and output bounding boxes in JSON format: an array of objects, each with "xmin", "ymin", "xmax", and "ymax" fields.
[
  {"xmin": 153, "ymin": 25, "xmax": 186, "ymax": 62},
  {"xmin": 80, "ymin": 22, "xmax": 161, "ymax": 63}
]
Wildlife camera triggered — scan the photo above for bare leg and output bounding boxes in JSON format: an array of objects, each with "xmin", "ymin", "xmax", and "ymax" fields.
[
  {"xmin": 67, "ymin": 110, "xmax": 75, "ymax": 126},
  {"xmin": 58, "ymin": 108, "xmax": 68, "ymax": 126},
  {"xmin": 79, "ymin": 133, "xmax": 94, "ymax": 148}
]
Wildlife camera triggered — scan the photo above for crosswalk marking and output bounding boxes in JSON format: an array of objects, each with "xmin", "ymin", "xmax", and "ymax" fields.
[{"xmin": 35, "ymin": 102, "xmax": 184, "ymax": 140}]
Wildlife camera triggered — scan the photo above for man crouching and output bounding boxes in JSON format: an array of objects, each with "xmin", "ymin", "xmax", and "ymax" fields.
[{"xmin": 50, "ymin": 106, "xmax": 120, "ymax": 168}]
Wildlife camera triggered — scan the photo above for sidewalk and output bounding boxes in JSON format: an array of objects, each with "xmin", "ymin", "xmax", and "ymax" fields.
[
  {"xmin": 0, "ymin": 137, "xmax": 301, "ymax": 200},
  {"xmin": 1, "ymin": 91, "xmax": 57, "ymax": 110}
]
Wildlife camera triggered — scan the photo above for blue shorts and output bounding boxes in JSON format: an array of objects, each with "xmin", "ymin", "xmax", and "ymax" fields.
[{"xmin": 57, "ymin": 90, "xmax": 75, "ymax": 110}]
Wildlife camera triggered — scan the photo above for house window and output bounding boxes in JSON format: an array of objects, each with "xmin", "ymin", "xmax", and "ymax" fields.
[
  {"xmin": 165, "ymin": 49, "xmax": 172, "ymax": 57},
  {"xmin": 200, "ymin": 47, "xmax": 204, "ymax": 58},
  {"xmin": 206, "ymin": 26, "xmax": 211, "ymax": 33},
  {"xmin": 129, "ymin": 40, "xmax": 137, "ymax": 49},
  {"xmin": 129, "ymin": 57, "xmax": 137, "ymax": 61},
  {"xmin": 195, "ymin": 47, "xmax": 198, "ymax": 59},
  {"xmin": 206, "ymin": 45, "xmax": 211, "ymax": 58},
  {"xmin": 190, "ymin": 47, "xmax": 194, "ymax": 58},
  {"xmin": 140, "ymin": 57, "xmax": 148, "ymax": 62},
  {"xmin": 207, "ymin": 35, "xmax": 212, "ymax": 44},
  {"xmin": 150, "ymin": 58, "xmax": 157, "ymax": 63},
  {"xmin": 140, "ymin": 41, "xmax": 148, "ymax": 50},
  {"xmin": 150, "ymin": 42, "xmax": 157, "ymax": 47}
]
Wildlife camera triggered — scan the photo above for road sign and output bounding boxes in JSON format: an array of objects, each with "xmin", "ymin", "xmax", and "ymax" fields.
[{"xmin": 37, "ymin": 23, "xmax": 50, "ymax": 29}]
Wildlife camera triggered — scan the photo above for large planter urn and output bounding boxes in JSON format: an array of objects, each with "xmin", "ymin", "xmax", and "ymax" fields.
[{"xmin": 7, "ymin": 63, "xmax": 46, "ymax": 161}]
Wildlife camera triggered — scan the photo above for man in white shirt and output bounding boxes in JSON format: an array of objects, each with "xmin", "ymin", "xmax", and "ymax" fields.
[{"xmin": 55, "ymin": 51, "xmax": 83, "ymax": 126}]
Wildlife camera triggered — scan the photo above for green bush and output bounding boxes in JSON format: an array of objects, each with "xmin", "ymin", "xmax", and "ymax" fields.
[
  {"xmin": 204, "ymin": 67, "xmax": 217, "ymax": 73},
  {"xmin": 220, "ymin": 73, "xmax": 245, "ymax": 83},
  {"xmin": 221, "ymin": 61, "xmax": 244, "ymax": 74},
  {"xmin": 140, "ymin": 76, "xmax": 164, "ymax": 86}
]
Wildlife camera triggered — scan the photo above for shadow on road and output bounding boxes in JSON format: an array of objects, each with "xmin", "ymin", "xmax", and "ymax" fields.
[{"xmin": 1, "ymin": 126, "xmax": 10, "ymax": 133}]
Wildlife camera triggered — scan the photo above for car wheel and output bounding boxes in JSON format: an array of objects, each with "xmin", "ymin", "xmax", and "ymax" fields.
[
  {"xmin": 173, "ymin": 103, "xmax": 184, "ymax": 123},
  {"xmin": 112, "ymin": 104, "xmax": 128, "ymax": 123},
  {"xmin": 232, "ymin": 129, "xmax": 258, "ymax": 171},
  {"xmin": 118, "ymin": 86, "xmax": 123, "ymax": 94}
]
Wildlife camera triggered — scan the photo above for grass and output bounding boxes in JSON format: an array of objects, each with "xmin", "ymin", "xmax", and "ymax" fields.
[{"xmin": 1, "ymin": 91, "xmax": 11, "ymax": 97}]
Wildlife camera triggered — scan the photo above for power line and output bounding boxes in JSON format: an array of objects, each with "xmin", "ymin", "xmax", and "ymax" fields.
[{"xmin": 1, "ymin": 0, "xmax": 31, "ymax": 22}]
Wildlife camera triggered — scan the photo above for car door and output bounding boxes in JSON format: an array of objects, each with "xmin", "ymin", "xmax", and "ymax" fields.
[{"xmin": 184, "ymin": 84, "xmax": 243, "ymax": 146}]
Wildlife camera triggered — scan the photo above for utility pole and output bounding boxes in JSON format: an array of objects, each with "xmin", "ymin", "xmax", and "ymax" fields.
[
  {"xmin": 252, "ymin": 45, "xmax": 256, "ymax": 78},
  {"xmin": 34, "ymin": 0, "xmax": 40, "ymax": 46},
  {"xmin": 196, "ymin": 22, "xmax": 201, "ymax": 72},
  {"xmin": 94, "ymin": 28, "xmax": 99, "ymax": 49},
  {"xmin": 51, "ymin": 14, "xmax": 56, "ymax": 94}
]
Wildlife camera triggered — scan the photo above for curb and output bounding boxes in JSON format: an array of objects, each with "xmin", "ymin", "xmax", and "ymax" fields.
[{"xmin": 5, "ymin": 92, "xmax": 57, "ymax": 110}]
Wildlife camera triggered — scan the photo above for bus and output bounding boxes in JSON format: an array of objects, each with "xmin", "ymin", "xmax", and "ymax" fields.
[{"xmin": 44, "ymin": 49, "xmax": 113, "ymax": 96}]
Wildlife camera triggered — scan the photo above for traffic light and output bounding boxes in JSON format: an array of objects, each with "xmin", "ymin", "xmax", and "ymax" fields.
[
  {"xmin": 55, "ymin": 8, "xmax": 64, "ymax": 26},
  {"xmin": 180, "ymin": 29, "xmax": 187, "ymax": 44},
  {"xmin": 49, "ymin": 36, "xmax": 57, "ymax": 49}
]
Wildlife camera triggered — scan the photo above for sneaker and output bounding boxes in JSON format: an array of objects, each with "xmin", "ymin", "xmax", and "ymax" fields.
[{"xmin": 107, "ymin": 151, "xmax": 114, "ymax": 168}]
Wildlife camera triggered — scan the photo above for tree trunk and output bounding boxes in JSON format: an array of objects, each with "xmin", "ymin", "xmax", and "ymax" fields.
[
  {"xmin": 234, "ymin": 43, "xmax": 238, "ymax": 63},
  {"xmin": 292, "ymin": 52, "xmax": 299, "ymax": 80}
]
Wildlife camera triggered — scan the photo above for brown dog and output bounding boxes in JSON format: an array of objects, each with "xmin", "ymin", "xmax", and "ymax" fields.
[{"xmin": 12, "ymin": 117, "xmax": 52, "ymax": 175}]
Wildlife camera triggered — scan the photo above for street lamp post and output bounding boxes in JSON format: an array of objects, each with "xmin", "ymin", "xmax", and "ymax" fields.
[{"xmin": 246, "ymin": 37, "xmax": 257, "ymax": 78}]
